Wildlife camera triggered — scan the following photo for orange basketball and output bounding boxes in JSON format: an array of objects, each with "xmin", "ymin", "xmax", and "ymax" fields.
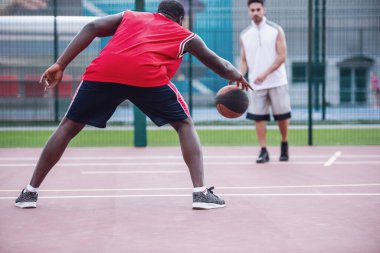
[{"xmin": 215, "ymin": 85, "xmax": 249, "ymax": 118}]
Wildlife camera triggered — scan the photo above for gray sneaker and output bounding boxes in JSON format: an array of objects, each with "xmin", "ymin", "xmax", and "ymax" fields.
[
  {"xmin": 15, "ymin": 189, "xmax": 38, "ymax": 208},
  {"xmin": 192, "ymin": 187, "xmax": 226, "ymax": 210}
]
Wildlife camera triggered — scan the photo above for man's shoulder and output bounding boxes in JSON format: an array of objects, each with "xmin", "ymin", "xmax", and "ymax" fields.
[
  {"xmin": 265, "ymin": 19, "xmax": 284, "ymax": 33},
  {"xmin": 240, "ymin": 25, "xmax": 254, "ymax": 37},
  {"xmin": 123, "ymin": 10, "xmax": 155, "ymax": 19}
]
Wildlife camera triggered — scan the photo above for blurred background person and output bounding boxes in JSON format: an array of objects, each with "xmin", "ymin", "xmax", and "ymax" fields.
[{"xmin": 239, "ymin": 0, "xmax": 291, "ymax": 163}]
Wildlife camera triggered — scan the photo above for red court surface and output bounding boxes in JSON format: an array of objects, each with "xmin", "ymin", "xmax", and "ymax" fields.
[{"xmin": 1, "ymin": 146, "xmax": 379, "ymax": 253}]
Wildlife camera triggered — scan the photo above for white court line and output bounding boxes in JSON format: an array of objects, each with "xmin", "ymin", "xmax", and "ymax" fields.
[
  {"xmin": 0, "ymin": 155, "xmax": 327, "ymax": 161},
  {"xmin": 2, "ymin": 161, "xmax": 380, "ymax": 167},
  {"xmin": 1, "ymin": 193, "xmax": 380, "ymax": 200},
  {"xmin": 81, "ymin": 171, "xmax": 186, "ymax": 174},
  {"xmin": 330, "ymin": 161, "xmax": 380, "ymax": 164},
  {"xmin": 1, "ymin": 154, "xmax": 379, "ymax": 161},
  {"xmin": 324, "ymin": 151, "xmax": 342, "ymax": 166},
  {"xmin": 1, "ymin": 183, "xmax": 380, "ymax": 192},
  {"xmin": 0, "ymin": 162, "xmax": 185, "ymax": 167},
  {"xmin": 0, "ymin": 161, "xmax": 315, "ymax": 167}
]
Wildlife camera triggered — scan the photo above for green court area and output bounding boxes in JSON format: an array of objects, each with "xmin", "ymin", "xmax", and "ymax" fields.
[{"xmin": 0, "ymin": 128, "xmax": 379, "ymax": 148}]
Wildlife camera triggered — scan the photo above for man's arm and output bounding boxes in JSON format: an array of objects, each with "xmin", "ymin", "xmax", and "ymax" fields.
[
  {"xmin": 56, "ymin": 13, "xmax": 123, "ymax": 69},
  {"xmin": 239, "ymin": 38, "xmax": 248, "ymax": 77},
  {"xmin": 41, "ymin": 13, "xmax": 123, "ymax": 89},
  {"xmin": 184, "ymin": 35, "xmax": 252, "ymax": 90},
  {"xmin": 255, "ymin": 28, "xmax": 287, "ymax": 84}
]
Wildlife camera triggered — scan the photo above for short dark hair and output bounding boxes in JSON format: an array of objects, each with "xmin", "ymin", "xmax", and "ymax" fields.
[
  {"xmin": 158, "ymin": 1, "xmax": 185, "ymax": 20},
  {"xmin": 247, "ymin": 0, "xmax": 265, "ymax": 6}
]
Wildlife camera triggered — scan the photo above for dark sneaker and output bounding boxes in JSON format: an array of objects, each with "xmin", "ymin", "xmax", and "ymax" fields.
[
  {"xmin": 192, "ymin": 187, "xmax": 226, "ymax": 210},
  {"xmin": 15, "ymin": 189, "xmax": 38, "ymax": 208},
  {"xmin": 279, "ymin": 141, "xmax": 289, "ymax": 161},
  {"xmin": 256, "ymin": 148, "xmax": 269, "ymax": 163}
]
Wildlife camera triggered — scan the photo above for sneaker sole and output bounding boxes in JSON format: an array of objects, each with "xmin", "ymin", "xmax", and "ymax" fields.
[
  {"xmin": 15, "ymin": 202, "xmax": 37, "ymax": 208},
  {"xmin": 256, "ymin": 159, "xmax": 269, "ymax": 163},
  {"xmin": 192, "ymin": 202, "xmax": 226, "ymax": 210}
]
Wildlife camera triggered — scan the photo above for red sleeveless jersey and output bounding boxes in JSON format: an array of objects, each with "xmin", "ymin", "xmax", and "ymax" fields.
[{"xmin": 83, "ymin": 11, "xmax": 195, "ymax": 87}]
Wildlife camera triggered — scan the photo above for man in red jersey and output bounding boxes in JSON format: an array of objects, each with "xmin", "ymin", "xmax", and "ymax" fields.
[{"xmin": 15, "ymin": 0, "xmax": 251, "ymax": 210}]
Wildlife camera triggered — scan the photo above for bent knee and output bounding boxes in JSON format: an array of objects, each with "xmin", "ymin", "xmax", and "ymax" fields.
[{"xmin": 171, "ymin": 118, "xmax": 194, "ymax": 131}]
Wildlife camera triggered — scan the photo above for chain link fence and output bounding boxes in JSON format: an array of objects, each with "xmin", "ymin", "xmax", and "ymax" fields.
[{"xmin": 0, "ymin": 0, "xmax": 379, "ymax": 147}]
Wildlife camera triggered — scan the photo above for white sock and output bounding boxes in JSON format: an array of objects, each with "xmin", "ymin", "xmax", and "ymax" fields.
[
  {"xmin": 193, "ymin": 186, "xmax": 207, "ymax": 195},
  {"xmin": 26, "ymin": 184, "xmax": 38, "ymax": 193}
]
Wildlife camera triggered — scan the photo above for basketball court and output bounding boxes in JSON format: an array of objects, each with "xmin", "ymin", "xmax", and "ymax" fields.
[{"xmin": 1, "ymin": 146, "xmax": 379, "ymax": 252}]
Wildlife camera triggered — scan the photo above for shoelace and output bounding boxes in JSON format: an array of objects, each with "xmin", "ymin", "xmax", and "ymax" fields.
[
  {"xmin": 207, "ymin": 186, "xmax": 215, "ymax": 194},
  {"xmin": 21, "ymin": 190, "xmax": 37, "ymax": 199},
  {"xmin": 207, "ymin": 186, "xmax": 224, "ymax": 203},
  {"xmin": 208, "ymin": 186, "xmax": 221, "ymax": 199}
]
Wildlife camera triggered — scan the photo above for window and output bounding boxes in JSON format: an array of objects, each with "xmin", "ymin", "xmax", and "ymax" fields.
[{"xmin": 292, "ymin": 62, "xmax": 307, "ymax": 83}]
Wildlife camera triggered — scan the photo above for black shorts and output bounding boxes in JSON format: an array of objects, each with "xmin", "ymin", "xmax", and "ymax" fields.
[{"xmin": 65, "ymin": 80, "xmax": 190, "ymax": 128}]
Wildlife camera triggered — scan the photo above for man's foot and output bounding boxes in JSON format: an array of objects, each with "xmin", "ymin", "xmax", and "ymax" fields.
[
  {"xmin": 256, "ymin": 148, "xmax": 269, "ymax": 163},
  {"xmin": 192, "ymin": 187, "xmax": 226, "ymax": 210},
  {"xmin": 15, "ymin": 189, "xmax": 38, "ymax": 208},
  {"xmin": 279, "ymin": 141, "xmax": 289, "ymax": 161}
]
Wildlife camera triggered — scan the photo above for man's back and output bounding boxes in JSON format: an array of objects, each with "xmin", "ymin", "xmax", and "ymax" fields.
[{"xmin": 83, "ymin": 11, "xmax": 194, "ymax": 87}]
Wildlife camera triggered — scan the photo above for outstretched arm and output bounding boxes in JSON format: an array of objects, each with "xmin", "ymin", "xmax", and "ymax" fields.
[
  {"xmin": 184, "ymin": 35, "xmax": 252, "ymax": 90},
  {"xmin": 41, "ymin": 13, "xmax": 123, "ymax": 90}
]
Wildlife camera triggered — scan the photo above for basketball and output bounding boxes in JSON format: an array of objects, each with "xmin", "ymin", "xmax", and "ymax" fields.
[{"xmin": 215, "ymin": 85, "xmax": 249, "ymax": 118}]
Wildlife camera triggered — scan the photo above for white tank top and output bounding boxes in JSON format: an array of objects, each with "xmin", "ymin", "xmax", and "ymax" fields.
[{"xmin": 240, "ymin": 17, "xmax": 288, "ymax": 90}]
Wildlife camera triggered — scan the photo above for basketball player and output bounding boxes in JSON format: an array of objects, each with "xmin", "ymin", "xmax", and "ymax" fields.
[{"xmin": 15, "ymin": 0, "xmax": 251, "ymax": 210}]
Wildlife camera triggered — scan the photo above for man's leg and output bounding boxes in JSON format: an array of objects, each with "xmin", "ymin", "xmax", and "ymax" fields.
[
  {"xmin": 29, "ymin": 117, "xmax": 85, "ymax": 187},
  {"xmin": 278, "ymin": 119, "xmax": 289, "ymax": 161},
  {"xmin": 247, "ymin": 89, "xmax": 270, "ymax": 164},
  {"xmin": 269, "ymin": 85, "xmax": 291, "ymax": 161},
  {"xmin": 170, "ymin": 118, "xmax": 204, "ymax": 187},
  {"xmin": 278, "ymin": 119, "xmax": 288, "ymax": 143},
  {"xmin": 256, "ymin": 120, "xmax": 267, "ymax": 148},
  {"xmin": 255, "ymin": 120, "xmax": 269, "ymax": 163},
  {"xmin": 15, "ymin": 117, "xmax": 84, "ymax": 208},
  {"xmin": 170, "ymin": 118, "xmax": 225, "ymax": 210}
]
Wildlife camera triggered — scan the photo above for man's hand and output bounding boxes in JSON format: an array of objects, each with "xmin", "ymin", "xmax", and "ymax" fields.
[
  {"xmin": 229, "ymin": 76, "xmax": 253, "ymax": 91},
  {"xmin": 40, "ymin": 63, "xmax": 64, "ymax": 91},
  {"xmin": 254, "ymin": 72, "xmax": 269, "ymax": 85}
]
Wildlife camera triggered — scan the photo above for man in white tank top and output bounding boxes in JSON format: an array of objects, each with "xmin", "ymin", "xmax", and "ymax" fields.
[{"xmin": 239, "ymin": 0, "xmax": 291, "ymax": 163}]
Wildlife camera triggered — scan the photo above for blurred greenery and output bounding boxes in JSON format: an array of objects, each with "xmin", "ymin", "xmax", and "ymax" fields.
[{"xmin": 0, "ymin": 128, "xmax": 379, "ymax": 147}]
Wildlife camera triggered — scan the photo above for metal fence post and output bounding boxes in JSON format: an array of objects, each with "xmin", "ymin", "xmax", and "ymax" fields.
[
  {"xmin": 133, "ymin": 0, "xmax": 147, "ymax": 147},
  {"xmin": 321, "ymin": 0, "xmax": 326, "ymax": 120},
  {"xmin": 308, "ymin": 0, "xmax": 314, "ymax": 146}
]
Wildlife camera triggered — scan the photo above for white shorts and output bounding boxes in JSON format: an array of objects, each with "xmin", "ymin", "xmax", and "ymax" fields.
[{"xmin": 246, "ymin": 85, "xmax": 291, "ymax": 121}]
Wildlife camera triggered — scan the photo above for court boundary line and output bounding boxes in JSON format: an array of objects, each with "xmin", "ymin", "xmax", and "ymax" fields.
[
  {"xmin": 81, "ymin": 171, "xmax": 186, "ymax": 174},
  {"xmin": 1, "ymin": 154, "xmax": 379, "ymax": 161},
  {"xmin": 1, "ymin": 193, "xmax": 380, "ymax": 200},
  {"xmin": 1, "ymin": 161, "xmax": 380, "ymax": 167},
  {"xmin": 1, "ymin": 183, "xmax": 380, "ymax": 192},
  {"xmin": 324, "ymin": 151, "xmax": 342, "ymax": 166}
]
